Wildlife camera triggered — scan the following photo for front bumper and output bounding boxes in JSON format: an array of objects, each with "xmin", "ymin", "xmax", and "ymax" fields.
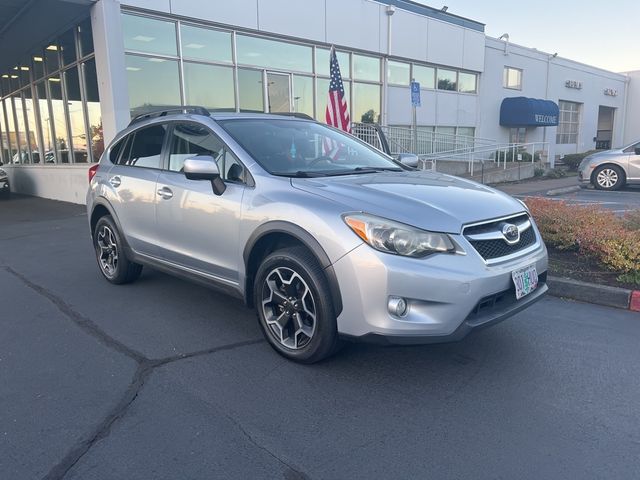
[
  {"xmin": 577, "ymin": 169, "xmax": 591, "ymax": 187},
  {"xmin": 332, "ymin": 229, "xmax": 548, "ymax": 343}
]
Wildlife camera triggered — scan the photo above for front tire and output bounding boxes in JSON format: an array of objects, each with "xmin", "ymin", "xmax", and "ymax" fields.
[
  {"xmin": 93, "ymin": 215, "xmax": 142, "ymax": 284},
  {"xmin": 254, "ymin": 247, "xmax": 340, "ymax": 363},
  {"xmin": 593, "ymin": 164, "xmax": 624, "ymax": 190}
]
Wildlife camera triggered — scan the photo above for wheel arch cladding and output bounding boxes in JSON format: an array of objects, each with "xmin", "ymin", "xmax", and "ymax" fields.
[
  {"xmin": 243, "ymin": 221, "xmax": 343, "ymax": 316},
  {"xmin": 90, "ymin": 203, "xmax": 112, "ymax": 237}
]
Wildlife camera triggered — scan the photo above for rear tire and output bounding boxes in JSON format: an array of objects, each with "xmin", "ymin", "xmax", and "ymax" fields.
[
  {"xmin": 93, "ymin": 215, "xmax": 142, "ymax": 284},
  {"xmin": 593, "ymin": 164, "xmax": 624, "ymax": 190},
  {"xmin": 254, "ymin": 246, "xmax": 341, "ymax": 363}
]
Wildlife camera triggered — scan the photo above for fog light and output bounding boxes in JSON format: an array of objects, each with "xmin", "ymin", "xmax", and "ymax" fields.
[{"xmin": 388, "ymin": 296, "xmax": 408, "ymax": 317}]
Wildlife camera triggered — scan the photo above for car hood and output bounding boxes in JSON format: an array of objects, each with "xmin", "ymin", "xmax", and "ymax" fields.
[
  {"xmin": 589, "ymin": 148, "xmax": 625, "ymax": 159},
  {"xmin": 291, "ymin": 171, "xmax": 525, "ymax": 234}
]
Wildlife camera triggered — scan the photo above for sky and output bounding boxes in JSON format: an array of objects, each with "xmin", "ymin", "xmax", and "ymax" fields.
[{"xmin": 413, "ymin": 0, "xmax": 640, "ymax": 72}]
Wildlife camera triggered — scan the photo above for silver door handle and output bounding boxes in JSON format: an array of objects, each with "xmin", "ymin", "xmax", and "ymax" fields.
[
  {"xmin": 109, "ymin": 176, "xmax": 121, "ymax": 188},
  {"xmin": 157, "ymin": 186, "xmax": 173, "ymax": 199}
]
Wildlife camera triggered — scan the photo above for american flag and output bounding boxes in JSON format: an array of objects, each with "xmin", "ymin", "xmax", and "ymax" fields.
[{"xmin": 325, "ymin": 47, "xmax": 350, "ymax": 134}]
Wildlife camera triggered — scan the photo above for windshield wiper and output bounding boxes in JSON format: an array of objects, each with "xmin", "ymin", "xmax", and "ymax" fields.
[
  {"xmin": 320, "ymin": 167, "xmax": 403, "ymax": 176},
  {"xmin": 271, "ymin": 171, "xmax": 327, "ymax": 178},
  {"xmin": 353, "ymin": 166, "xmax": 403, "ymax": 172}
]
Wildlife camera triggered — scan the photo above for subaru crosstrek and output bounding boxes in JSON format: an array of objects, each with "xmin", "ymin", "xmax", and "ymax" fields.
[{"xmin": 86, "ymin": 108, "xmax": 548, "ymax": 363}]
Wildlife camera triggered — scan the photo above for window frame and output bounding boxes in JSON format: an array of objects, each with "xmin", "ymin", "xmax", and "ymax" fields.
[
  {"xmin": 116, "ymin": 121, "xmax": 171, "ymax": 170},
  {"xmin": 164, "ymin": 120, "xmax": 252, "ymax": 186},
  {"xmin": 556, "ymin": 100, "xmax": 581, "ymax": 145},
  {"xmin": 503, "ymin": 66, "xmax": 523, "ymax": 90}
]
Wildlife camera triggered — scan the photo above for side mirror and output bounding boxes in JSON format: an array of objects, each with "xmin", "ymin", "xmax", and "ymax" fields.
[
  {"xmin": 397, "ymin": 153, "xmax": 419, "ymax": 168},
  {"xmin": 183, "ymin": 155, "xmax": 226, "ymax": 196},
  {"xmin": 635, "ymin": 147, "xmax": 640, "ymax": 155}
]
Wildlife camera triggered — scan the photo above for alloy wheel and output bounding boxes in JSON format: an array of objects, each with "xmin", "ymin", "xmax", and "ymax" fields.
[
  {"xmin": 97, "ymin": 225, "xmax": 119, "ymax": 277},
  {"xmin": 261, "ymin": 267, "xmax": 317, "ymax": 350},
  {"xmin": 596, "ymin": 168, "xmax": 619, "ymax": 189}
]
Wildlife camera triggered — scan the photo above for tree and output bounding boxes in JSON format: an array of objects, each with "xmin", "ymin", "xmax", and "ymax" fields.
[
  {"xmin": 90, "ymin": 122, "xmax": 104, "ymax": 160},
  {"xmin": 360, "ymin": 109, "xmax": 378, "ymax": 124}
]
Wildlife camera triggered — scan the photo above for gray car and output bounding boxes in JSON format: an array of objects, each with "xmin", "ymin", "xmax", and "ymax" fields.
[
  {"xmin": 86, "ymin": 109, "xmax": 548, "ymax": 363},
  {"xmin": 578, "ymin": 140, "xmax": 640, "ymax": 190},
  {"xmin": 0, "ymin": 165, "xmax": 10, "ymax": 198}
]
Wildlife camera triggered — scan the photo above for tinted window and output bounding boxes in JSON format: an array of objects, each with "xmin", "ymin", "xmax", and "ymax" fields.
[
  {"xmin": 119, "ymin": 124, "xmax": 167, "ymax": 169},
  {"xmin": 109, "ymin": 139, "xmax": 125, "ymax": 163},
  {"xmin": 167, "ymin": 123, "xmax": 245, "ymax": 182}
]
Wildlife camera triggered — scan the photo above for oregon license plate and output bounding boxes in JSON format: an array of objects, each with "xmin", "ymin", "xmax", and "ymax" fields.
[{"xmin": 512, "ymin": 265, "xmax": 538, "ymax": 300}]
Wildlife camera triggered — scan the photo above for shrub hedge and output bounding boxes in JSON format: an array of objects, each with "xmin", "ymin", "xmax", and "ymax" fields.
[
  {"xmin": 525, "ymin": 197, "xmax": 640, "ymax": 276},
  {"xmin": 561, "ymin": 150, "xmax": 598, "ymax": 171}
]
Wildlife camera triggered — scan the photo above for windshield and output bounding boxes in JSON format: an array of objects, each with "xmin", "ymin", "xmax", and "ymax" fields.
[{"xmin": 218, "ymin": 119, "xmax": 403, "ymax": 176}]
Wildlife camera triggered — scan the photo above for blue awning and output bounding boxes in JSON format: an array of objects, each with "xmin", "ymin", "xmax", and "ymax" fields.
[{"xmin": 499, "ymin": 97, "xmax": 559, "ymax": 127}]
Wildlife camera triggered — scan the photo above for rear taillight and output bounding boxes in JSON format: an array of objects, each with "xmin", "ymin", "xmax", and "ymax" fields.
[{"xmin": 88, "ymin": 164, "xmax": 99, "ymax": 183}]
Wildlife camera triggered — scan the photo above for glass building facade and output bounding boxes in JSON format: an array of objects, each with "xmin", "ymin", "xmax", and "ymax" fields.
[
  {"xmin": 0, "ymin": 19, "xmax": 103, "ymax": 166},
  {"xmin": 121, "ymin": 12, "xmax": 477, "ymax": 126}
]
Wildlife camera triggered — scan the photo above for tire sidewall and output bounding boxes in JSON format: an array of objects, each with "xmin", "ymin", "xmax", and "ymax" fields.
[
  {"xmin": 93, "ymin": 215, "xmax": 126, "ymax": 283},
  {"xmin": 254, "ymin": 249, "xmax": 337, "ymax": 363},
  {"xmin": 593, "ymin": 165, "xmax": 624, "ymax": 190}
]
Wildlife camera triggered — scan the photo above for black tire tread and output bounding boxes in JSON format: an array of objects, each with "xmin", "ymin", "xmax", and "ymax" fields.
[
  {"xmin": 254, "ymin": 246, "xmax": 341, "ymax": 364},
  {"xmin": 93, "ymin": 215, "xmax": 143, "ymax": 285}
]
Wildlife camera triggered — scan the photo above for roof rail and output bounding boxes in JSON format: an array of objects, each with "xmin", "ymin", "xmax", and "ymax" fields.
[
  {"xmin": 128, "ymin": 106, "xmax": 211, "ymax": 126},
  {"xmin": 270, "ymin": 112, "xmax": 315, "ymax": 121}
]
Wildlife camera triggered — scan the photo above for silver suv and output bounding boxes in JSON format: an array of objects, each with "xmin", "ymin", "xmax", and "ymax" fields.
[
  {"xmin": 578, "ymin": 140, "xmax": 640, "ymax": 190},
  {"xmin": 86, "ymin": 108, "xmax": 548, "ymax": 363}
]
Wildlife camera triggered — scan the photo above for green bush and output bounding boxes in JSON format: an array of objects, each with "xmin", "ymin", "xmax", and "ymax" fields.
[
  {"xmin": 561, "ymin": 150, "xmax": 597, "ymax": 171},
  {"xmin": 545, "ymin": 168, "xmax": 566, "ymax": 178},
  {"xmin": 534, "ymin": 167, "xmax": 545, "ymax": 177}
]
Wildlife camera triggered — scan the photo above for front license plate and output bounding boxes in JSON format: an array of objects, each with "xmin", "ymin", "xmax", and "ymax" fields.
[{"xmin": 512, "ymin": 265, "xmax": 538, "ymax": 300}]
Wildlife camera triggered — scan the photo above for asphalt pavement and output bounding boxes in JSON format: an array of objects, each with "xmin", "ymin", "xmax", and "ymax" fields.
[
  {"xmin": 496, "ymin": 175, "xmax": 640, "ymax": 213},
  {"xmin": 1, "ymin": 194, "xmax": 640, "ymax": 480}
]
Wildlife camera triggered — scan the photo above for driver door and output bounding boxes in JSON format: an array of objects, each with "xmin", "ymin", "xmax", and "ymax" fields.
[{"xmin": 154, "ymin": 122, "xmax": 247, "ymax": 284}]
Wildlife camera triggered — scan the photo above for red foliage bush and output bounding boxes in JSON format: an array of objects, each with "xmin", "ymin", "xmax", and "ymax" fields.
[{"xmin": 525, "ymin": 197, "xmax": 640, "ymax": 274}]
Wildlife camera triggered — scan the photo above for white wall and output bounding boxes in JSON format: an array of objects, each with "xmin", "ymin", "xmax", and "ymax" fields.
[
  {"xmin": 479, "ymin": 37, "xmax": 627, "ymax": 163},
  {"xmin": 623, "ymin": 71, "xmax": 640, "ymax": 145},
  {"xmin": 386, "ymin": 86, "xmax": 478, "ymax": 127},
  {"xmin": 3, "ymin": 165, "xmax": 90, "ymax": 204}
]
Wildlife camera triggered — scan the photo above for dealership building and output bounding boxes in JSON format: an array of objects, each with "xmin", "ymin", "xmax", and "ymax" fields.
[{"xmin": 0, "ymin": 0, "xmax": 636, "ymax": 203}]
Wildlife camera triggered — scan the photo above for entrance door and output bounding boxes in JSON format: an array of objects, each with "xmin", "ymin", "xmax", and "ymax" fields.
[
  {"xmin": 596, "ymin": 106, "xmax": 615, "ymax": 150},
  {"xmin": 266, "ymin": 72, "xmax": 291, "ymax": 113}
]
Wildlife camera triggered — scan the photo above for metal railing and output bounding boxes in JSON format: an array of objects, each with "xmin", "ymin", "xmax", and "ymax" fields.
[
  {"xmin": 351, "ymin": 123, "xmax": 496, "ymax": 157},
  {"xmin": 419, "ymin": 142, "xmax": 549, "ymax": 176},
  {"xmin": 350, "ymin": 123, "xmax": 548, "ymax": 177}
]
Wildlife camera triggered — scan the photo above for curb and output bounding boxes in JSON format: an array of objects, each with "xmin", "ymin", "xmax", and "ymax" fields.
[
  {"xmin": 547, "ymin": 275, "xmax": 640, "ymax": 312},
  {"xmin": 546, "ymin": 185, "xmax": 581, "ymax": 196}
]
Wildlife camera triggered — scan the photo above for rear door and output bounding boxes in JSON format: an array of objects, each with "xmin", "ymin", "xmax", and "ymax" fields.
[
  {"xmin": 107, "ymin": 123, "xmax": 168, "ymax": 256},
  {"xmin": 154, "ymin": 122, "xmax": 247, "ymax": 283}
]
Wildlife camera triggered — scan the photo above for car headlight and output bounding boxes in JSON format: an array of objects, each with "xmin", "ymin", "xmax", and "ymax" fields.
[{"xmin": 343, "ymin": 213, "xmax": 455, "ymax": 257}]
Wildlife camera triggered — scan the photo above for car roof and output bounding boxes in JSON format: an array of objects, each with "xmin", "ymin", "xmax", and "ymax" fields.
[{"xmin": 209, "ymin": 112, "xmax": 315, "ymax": 122}]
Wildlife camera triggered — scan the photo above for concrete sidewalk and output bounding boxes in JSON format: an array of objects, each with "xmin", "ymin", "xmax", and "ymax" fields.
[{"xmin": 493, "ymin": 175, "xmax": 579, "ymax": 197}]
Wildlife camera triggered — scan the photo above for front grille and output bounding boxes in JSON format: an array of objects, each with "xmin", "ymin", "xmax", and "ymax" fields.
[
  {"xmin": 464, "ymin": 214, "xmax": 537, "ymax": 261},
  {"xmin": 469, "ymin": 227, "xmax": 536, "ymax": 260}
]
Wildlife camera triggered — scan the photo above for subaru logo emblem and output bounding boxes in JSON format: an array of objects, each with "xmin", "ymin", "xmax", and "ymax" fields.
[{"xmin": 501, "ymin": 223, "xmax": 520, "ymax": 244}]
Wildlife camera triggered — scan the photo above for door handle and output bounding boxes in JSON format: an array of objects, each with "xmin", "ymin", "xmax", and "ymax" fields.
[
  {"xmin": 157, "ymin": 186, "xmax": 173, "ymax": 200},
  {"xmin": 109, "ymin": 176, "xmax": 121, "ymax": 188}
]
